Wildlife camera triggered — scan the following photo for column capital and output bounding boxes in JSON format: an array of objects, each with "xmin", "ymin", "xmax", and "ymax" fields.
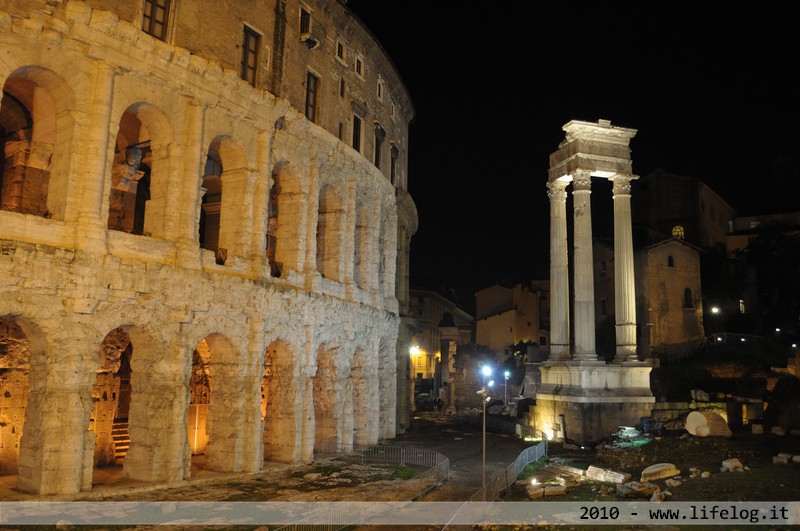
[
  {"xmin": 611, "ymin": 173, "xmax": 637, "ymax": 196},
  {"xmin": 572, "ymin": 170, "xmax": 592, "ymax": 190},
  {"xmin": 546, "ymin": 180, "xmax": 568, "ymax": 202}
]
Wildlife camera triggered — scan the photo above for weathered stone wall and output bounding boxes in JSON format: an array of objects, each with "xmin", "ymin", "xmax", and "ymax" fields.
[{"xmin": 0, "ymin": 0, "xmax": 416, "ymax": 496}]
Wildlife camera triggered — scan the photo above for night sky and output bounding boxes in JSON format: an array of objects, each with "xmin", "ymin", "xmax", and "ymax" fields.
[{"xmin": 344, "ymin": 2, "xmax": 800, "ymax": 310}]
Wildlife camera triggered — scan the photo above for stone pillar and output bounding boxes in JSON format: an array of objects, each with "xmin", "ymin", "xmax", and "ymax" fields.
[
  {"xmin": 612, "ymin": 174, "xmax": 639, "ymax": 362},
  {"xmin": 74, "ymin": 64, "xmax": 115, "ymax": 253},
  {"xmin": 547, "ymin": 180, "xmax": 570, "ymax": 360},
  {"xmin": 175, "ymin": 99, "xmax": 206, "ymax": 270},
  {"xmin": 571, "ymin": 170, "xmax": 597, "ymax": 361}
]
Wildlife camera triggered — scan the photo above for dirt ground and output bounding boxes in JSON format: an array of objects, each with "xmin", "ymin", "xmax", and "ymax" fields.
[{"xmin": 3, "ymin": 414, "xmax": 799, "ymax": 530}]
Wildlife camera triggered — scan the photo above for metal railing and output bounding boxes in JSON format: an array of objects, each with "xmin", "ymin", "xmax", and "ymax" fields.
[{"xmin": 469, "ymin": 439, "xmax": 548, "ymax": 502}]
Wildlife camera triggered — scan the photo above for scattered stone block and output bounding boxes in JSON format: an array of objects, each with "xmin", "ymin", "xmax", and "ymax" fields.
[
  {"xmin": 721, "ymin": 458, "xmax": 743, "ymax": 471},
  {"xmin": 751, "ymin": 424, "xmax": 764, "ymax": 435},
  {"xmin": 586, "ymin": 465, "xmax": 631, "ymax": 484},
  {"xmin": 685, "ymin": 411, "xmax": 732, "ymax": 437},
  {"xmin": 771, "ymin": 426, "xmax": 786, "ymax": 436},
  {"xmin": 526, "ymin": 485, "xmax": 545, "ymax": 500},
  {"xmin": 792, "ymin": 455, "xmax": 800, "ymax": 464},
  {"xmin": 651, "ymin": 491, "xmax": 671, "ymax": 502},
  {"xmin": 773, "ymin": 455, "xmax": 790, "ymax": 464},
  {"xmin": 544, "ymin": 485, "xmax": 568, "ymax": 496},
  {"xmin": 617, "ymin": 481, "xmax": 661, "ymax": 498},
  {"xmin": 640, "ymin": 463, "xmax": 680, "ymax": 482}
]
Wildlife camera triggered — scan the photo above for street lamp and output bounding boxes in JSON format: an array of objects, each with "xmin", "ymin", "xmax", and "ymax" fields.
[
  {"xmin": 480, "ymin": 364, "xmax": 493, "ymax": 385},
  {"xmin": 503, "ymin": 370, "xmax": 510, "ymax": 405},
  {"xmin": 477, "ymin": 379, "xmax": 494, "ymax": 500}
]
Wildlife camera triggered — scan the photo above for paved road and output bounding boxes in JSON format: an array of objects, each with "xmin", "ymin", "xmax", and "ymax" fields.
[{"xmin": 391, "ymin": 412, "xmax": 536, "ymax": 501}]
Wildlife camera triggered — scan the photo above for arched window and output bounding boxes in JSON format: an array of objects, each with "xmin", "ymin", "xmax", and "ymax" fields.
[
  {"xmin": 667, "ymin": 255, "xmax": 675, "ymax": 267},
  {"xmin": 672, "ymin": 225, "xmax": 685, "ymax": 239}
]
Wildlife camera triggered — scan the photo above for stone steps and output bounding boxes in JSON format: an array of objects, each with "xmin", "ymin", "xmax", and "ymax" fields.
[{"xmin": 112, "ymin": 421, "xmax": 130, "ymax": 464}]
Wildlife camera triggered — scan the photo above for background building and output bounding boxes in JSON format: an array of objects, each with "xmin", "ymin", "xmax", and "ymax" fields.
[
  {"xmin": 408, "ymin": 287, "xmax": 473, "ymax": 407},
  {"xmin": 0, "ymin": 0, "xmax": 416, "ymax": 495}
]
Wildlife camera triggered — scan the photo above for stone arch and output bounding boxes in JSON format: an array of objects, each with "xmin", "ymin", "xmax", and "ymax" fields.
[
  {"xmin": 377, "ymin": 202, "xmax": 396, "ymax": 300},
  {"xmin": 377, "ymin": 335, "xmax": 395, "ymax": 440},
  {"xmin": 349, "ymin": 346, "xmax": 368, "ymax": 447},
  {"xmin": 312, "ymin": 343, "xmax": 339, "ymax": 453},
  {"xmin": 268, "ymin": 161, "xmax": 307, "ymax": 278},
  {"xmin": 107, "ymin": 102, "xmax": 173, "ymax": 239},
  {"xmin": 108, "ymin": 320, "xmax": 188, "ymax": 484},
  {"xmin": 199, "ymin": 136, "xmax": 249, "ymax": 264},
  {"xmin": 0, "ymin": 66, "xmax": 76, "ymax": 219},
  {"xmin": 0, "ymin": 316, "xmax": 34, "ymax": 476},
  {"xmin": 89, "ymin": 328, "xmax": 135, "ymax": 471},
  {"xmin": 262, "ymin": 339, "xmax": 299, "ymax": 462},
  {"xmin": 189, "ymin": 332, "xmax": 247, "ymax": 472},
  {"xmin": 316, "ymin": 184, "xmax": 345, "ymax": 281}
]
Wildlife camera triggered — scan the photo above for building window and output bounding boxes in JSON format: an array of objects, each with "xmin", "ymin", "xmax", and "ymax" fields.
[
  {"xmin": 142, "ymin": 0, "xmax": 171, "ymax": 40},
  {"xmin": 300, "ymin": 6, "xmax": 311, "ymax": 33},
  {"xmin": 739, "ymin": 299, "xmax": 745, "ymax": 314},
  {"xmin": 336, "ymin": 38, "xmax": 346, "ymax": 62},
  {"xmin": 682, "ymin": 288, "xmax": 693, "ymax": 309},
  {"xmin": 355, "ymin": 54, "xmax": 364, "ymax": 78},
  {"xmin": 305, "ymin": 71, "xmax": 319, "ymax": 122},
  {"xmin": 338, "ymin": 122, "xmax": 344, "ymax": 140},
  {"xmin": 672, "ymin": 225, "xmax": 685, "ymax": 239},
  {"xmin": 352, "ymin": 114, "xmax": 362, "ymax": 152},
  {"xmin": 339, "ymin": 78, "xmax": 345, "ymax": 98},
  {"xmin": 390, "ymin": 145, "xmax": 399, "ymax": 185},
  {"xmin": 377, "ymin": 77, "xmax": 384, "ymax": 100},
  {"xmin": 241, "ymin": 26, "xmax": 260, "ymax": 85},
  {"xmin": 374, "ymin": 124, "xmax": 385, "ymax": 169},
  {"xmin": 390, "ymin": 101, "xmax": 396, "ymax": 119},
  {"xmin": 667, "ymin": 255, "xmax": 675, "ymax": 267}
]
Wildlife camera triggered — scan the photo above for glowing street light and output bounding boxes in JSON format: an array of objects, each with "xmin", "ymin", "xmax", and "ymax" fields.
[
  {"xmin": 503, "ymin": 370, "xmax": 510, "ymax": 406},
  {"xmin": 480, "ymin": 364, "xmax": 493, "ymax": 385}
]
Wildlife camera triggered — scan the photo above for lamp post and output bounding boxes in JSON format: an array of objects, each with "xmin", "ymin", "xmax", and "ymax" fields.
[
  {"xmin": 477, "ymin": 379, "xmax": 494, "ymax": 500},
  {"xmin": 503, "ymin": 370, "xmax": 510, "ymax": 405}
]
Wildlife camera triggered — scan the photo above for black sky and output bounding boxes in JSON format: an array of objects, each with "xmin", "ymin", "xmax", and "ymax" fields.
[{"xmin": 344, "ymin": 2, "xmax": 800, "ymax": 310}]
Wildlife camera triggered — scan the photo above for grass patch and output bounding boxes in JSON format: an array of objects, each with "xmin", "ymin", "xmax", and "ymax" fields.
[{"xmin": 393, "ymin": 465, "xmax": 420, "ymax": 479}]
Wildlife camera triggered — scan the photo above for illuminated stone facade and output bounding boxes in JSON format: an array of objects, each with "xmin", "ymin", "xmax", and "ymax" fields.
[
  {"xmin": 0, "ymin": 0, "xmax": 417, "ymax": 495},
  {"xmin": 532, "ymin": 120, "xmax": 654, "ymax": 445}
]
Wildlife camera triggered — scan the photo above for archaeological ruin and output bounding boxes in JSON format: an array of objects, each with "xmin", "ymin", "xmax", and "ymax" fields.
[
  {"xmin": 0, "ymin": 0, "xmax": 417, "ymax": 495},
  {"xmin": 531, "ymin": 119, "xmax": 655, "ymax": 444}
]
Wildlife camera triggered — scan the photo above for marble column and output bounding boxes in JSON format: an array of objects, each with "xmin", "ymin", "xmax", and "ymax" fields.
[
  {"xmin": 547, "ymin": 180, "xmax": 570, "ymax": 360},
  {"xmin": 612, "ymin": 174, "xmax": 639, "ymax": 361},
  {"xmin": 571, "ymin": 170, "xmax": 597, "ymax": 361}
]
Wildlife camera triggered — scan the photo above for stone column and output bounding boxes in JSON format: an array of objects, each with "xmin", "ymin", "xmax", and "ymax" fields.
[
  {"xmin": 571, "ymin": 170, "xmax": 597, "ymax": 361},
  {"xmin": 547, "ymin": 180, "xmax": 570, "ymax": 360},
  {"xmin": 612, "ymin": 174, "xmax": 639, "ymax": 362}
]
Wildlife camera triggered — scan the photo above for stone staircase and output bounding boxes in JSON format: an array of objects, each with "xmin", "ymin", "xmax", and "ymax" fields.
[{"xmin": 111, "ymin": 421, "xmax": 130, "ymax": 464}]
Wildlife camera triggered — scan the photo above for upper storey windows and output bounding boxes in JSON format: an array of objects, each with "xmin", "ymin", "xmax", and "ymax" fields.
[
  {"xmin": 241, "ymin": 25, "xmax": 260, "ymax": 86},
  {"xmin": 354, "ymin": 54, "xmax": 365, "ymax": 79},
  {"xmin": 142, "ymin": 0, "xmax": 171, "ymax": 41},
  {"xmin": 300, "ymin": 6, "xmax": 312, "ymax": 34},
  {"xmin": 305, "ymin": 71, "xmax": 319, "ymax": 123}
]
